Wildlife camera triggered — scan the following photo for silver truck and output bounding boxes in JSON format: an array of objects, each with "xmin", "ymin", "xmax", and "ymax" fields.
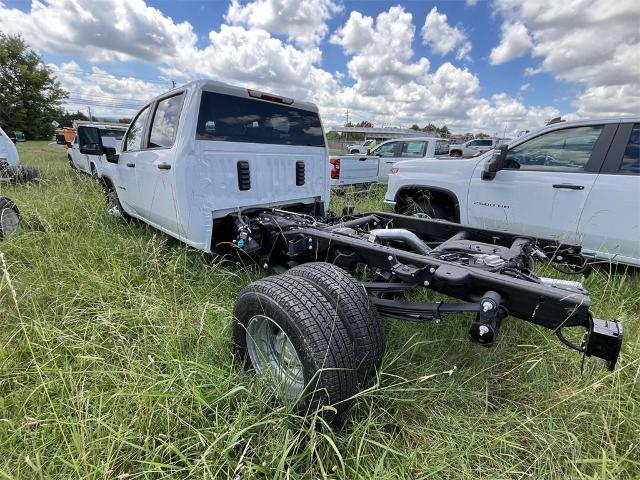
[{"xmin": 331, "ymin": 136, "xmax": 451, "ymax": 187}]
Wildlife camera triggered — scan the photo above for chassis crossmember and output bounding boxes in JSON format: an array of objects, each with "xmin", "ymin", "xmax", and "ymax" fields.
[{"xmin": 233, "ymin": 209, "xmax": 623, "ymax": 371}]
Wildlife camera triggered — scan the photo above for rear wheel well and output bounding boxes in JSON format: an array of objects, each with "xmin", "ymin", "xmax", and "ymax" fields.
[{"xmin": 395, "ymin": 188, "xmax": 460, "ymax": 222}]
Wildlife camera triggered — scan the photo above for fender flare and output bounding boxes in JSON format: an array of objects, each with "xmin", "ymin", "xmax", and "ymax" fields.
[{"xmin": 394, "ymin": 185, "xmax": 461, "ymax": 222}]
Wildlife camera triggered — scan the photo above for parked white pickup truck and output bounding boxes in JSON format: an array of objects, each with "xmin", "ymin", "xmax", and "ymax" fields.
[
  {"xmin": 385, "ymin": 117, "xmax": 640, "ymax": 266},
  {"xmin": 449, "ymin": 138, "xmax": 501, "ymax": 157},
  {"xmin": 78, "ymin": 80, "xmax": 329, "ymax": 251},
  {"xmin": 331, "ymin": 136, "xmax": 451, "ymax": 187}
]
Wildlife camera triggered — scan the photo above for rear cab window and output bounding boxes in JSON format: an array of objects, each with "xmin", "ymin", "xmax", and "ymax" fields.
[
  {"xmin": 400, "ymin": 141, "xmax": 426, "ymax": 158},
  {"xmin": 196, "ymin": 91, "xmax": 325, "ymax": 147}
]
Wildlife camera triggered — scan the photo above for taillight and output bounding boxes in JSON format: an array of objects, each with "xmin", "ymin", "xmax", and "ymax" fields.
[
  {"xmin": 330, "ymin": 158, "xmax": 340, "ymax": 179},
  {"xmin": 390, "ymin": 167, "xmax": 399, "ymax": 174}
]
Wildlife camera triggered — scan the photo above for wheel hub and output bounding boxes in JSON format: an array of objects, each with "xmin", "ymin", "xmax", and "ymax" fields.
[
  {"xmin": 246, "ymin": 315, "xmax": 304, "ymax": 401},
  {"xmin": 0, "ymin": 207, "xmax": 19, "ymax": 236}
]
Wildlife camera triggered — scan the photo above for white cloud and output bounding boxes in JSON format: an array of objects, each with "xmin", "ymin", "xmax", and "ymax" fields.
[
  {"xmin": 466, "ymin": 0, "xmax": 479, "ymax": 5},
  {"xmin": 489, "ymin": 23, "xmax": 532, "ymax": 65},
  {"xmin": 225, "ymin": 0, "xmax": 341, "ymax": 47},
  {"xmin": 49, "ymin": 61, "xmax": 167, "ymax": 118},
  {"xmin": 0, "ymin": 0, "xmax": 196, "ymax": 63},
  {"xmin": 421, "ymin": 7, "xmax": 472, "ymax": 61},
  {"xmin": 0, "ymin": 0, "xmax": 589, "ymax": 134},
  {"xmin": 491, "ymin": 0, "xmax": 640, "ymax": 116}
]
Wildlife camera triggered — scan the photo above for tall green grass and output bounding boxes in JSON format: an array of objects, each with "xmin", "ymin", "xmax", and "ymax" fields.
[{"xmin": 0, "ymin": 141, "xmax": 638, "ymax": 479}]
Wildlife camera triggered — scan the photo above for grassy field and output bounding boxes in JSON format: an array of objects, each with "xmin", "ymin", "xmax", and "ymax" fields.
[{"xmin": 0, "ymin": 141, "xmax": 638, "ymax": 479}]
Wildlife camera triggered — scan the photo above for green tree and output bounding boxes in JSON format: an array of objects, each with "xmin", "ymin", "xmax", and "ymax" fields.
[
  {"xmin": 424, "ymin": 123, "xmax": 438, "ymax": 132},
  {"xmin": 0, "ymin": 33, "xmax": 68, "ymax": 139},
  {"xmin": 410, "ymin": 124, "xmax": 421, "ymax": 131},
  {"xmin": 117, "ymin": 117, "xmax": 132, "ymax": 124},
  {"xmin": 355, "ymin": 120, "xmax": 373, "ymax": 128},
  {"xmin": 437, "ymin": 125, "xmax": 451, "ymax": 138}
]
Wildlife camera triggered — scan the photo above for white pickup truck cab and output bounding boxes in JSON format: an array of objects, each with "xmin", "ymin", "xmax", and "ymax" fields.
[
  {"xmin": 331, "ymin": 136, "xmax": 451, "ymax": 187},
  {"xmin": 0, "ymin": 127, "xmax": 20, "ymax": 168},
  {"xmin": 449, "ymin": 138, "xmax": 500, "ymax": 157},
  {"xmin": 71, "ymin": 123, "xmax": 128, "ymax": 178},
  {"xmin": 386, "ymin": 117, "xmax": 640, "ymax": 266},
  {"xmin": 80, "ymin": 80, "xmax": 329, "ymax": 252}
]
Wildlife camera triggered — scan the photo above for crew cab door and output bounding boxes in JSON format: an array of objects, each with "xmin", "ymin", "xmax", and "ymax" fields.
[
  {"xmin": 578, "ymin": 123, "xmax": 640, "ymax": 265},
  {"xmin": 372, "ymin": 141, "xmax": 402, "ymax": 180},
  {"xmin": 115, "ymin": 105, "xmax": 151, "ymax": 216},
  {"xmin": 467, "ymin": 124, "xmax": 613, "ymax": 243},
  {"xmin": 129, "ymin": 92, "xmax": 185, "ymax": 233}
]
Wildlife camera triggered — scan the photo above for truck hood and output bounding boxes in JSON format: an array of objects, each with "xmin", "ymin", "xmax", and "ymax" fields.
[{"xmin": 392, "ymin": 154, "xmax": 487, "ymax": 173}]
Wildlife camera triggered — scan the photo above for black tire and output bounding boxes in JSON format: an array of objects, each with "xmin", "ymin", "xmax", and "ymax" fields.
[
  {"xmin": 68, "ymin": 155, "xmax": 76, "ymax": 170},
  {"xmin": 233, "ymin": 274, "xmax": 357, "ymax": 424},
  {"xmin": 9, "ymin": 165, "xmax": 38, "ymax": 183},
  {"xmin": 287, "ymin": 262, "xmax": 385, "ymax": 385},
  {"xmin": 106, "ymin": 188, "xmax": 131, "ymax": 222},
  {"xmin": 450, "ymin": 150, "xmax": 462, "ymax": 157},
  {"xmin": 398, "ymin": 198, "xmax": 449, "ymax": 220},
  {"xmin": 0, "ymin": 197, "xmax": 20, "ymax": 239},
  {"xmin": 90, "ymin": 163, "xmax": 98, "ymax": 181}
]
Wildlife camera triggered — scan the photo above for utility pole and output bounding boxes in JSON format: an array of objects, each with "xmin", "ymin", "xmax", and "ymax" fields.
[
  {"xmin": 172, "ymin": 80, "xmax": 176, "ymax": 88},
  {"xmin": 345, "ymin": 109, "xmax": 350, "ymax": 126},
  {"xmin": 87, "ymin": 106, "xmax": 93, "ymax": 121}
]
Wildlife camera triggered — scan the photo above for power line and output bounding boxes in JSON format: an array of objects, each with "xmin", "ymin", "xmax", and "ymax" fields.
[{"xmin": 50, "ymin": 65, "xmax": 174, "ymax": 86}]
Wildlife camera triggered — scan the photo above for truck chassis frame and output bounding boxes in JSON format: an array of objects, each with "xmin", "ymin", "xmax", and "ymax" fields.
[{"xmin": 230, "ymin": 208, "xmax": 623, "ymax": 424}]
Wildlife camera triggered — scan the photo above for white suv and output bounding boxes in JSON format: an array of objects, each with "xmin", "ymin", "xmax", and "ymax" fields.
[
  {"xmin": 386, "ymin": 118, "xmax": 640, "ymax": 266},
  {"xmin": 449, "ymin": 138, "xmax": 500, "ymax": 157}
]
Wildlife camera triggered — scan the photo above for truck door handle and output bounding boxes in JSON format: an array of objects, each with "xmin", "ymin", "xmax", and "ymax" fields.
[
  {"xmin": 157, "ymin": 163, "xmax": 171, "ymax": 170},
  {"xmin": 553, "ymin": 184, "xmax": 584, "ymax": 190},
  {"xmin": 359, "ymin": 157, "xmax": 368, "ymax": 161},
  {"xmin": 126, "ymin": 162, "xmax": 135, "ymax": 168}
]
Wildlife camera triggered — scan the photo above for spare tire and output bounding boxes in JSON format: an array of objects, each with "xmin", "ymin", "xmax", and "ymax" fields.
[
  {"xmin": 287, "ymin": 262, "xmax": 385, "ymax": 385},
  {"xmin": 233, "ymin": 274, "xmax": 358, "ymax": 424},
  {"xmin": 0, "ymin": 197, "xmax": 20, "ymax": 239}
]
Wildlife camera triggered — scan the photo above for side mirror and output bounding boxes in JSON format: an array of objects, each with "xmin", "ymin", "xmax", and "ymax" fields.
[
  {"xmin": 482, "ymin": 145, "xmax": 508, "ymax": 180},
  {"xmin": 366, "ymin": 148, "xmax": 372, "ymax": 155},
  {"xmin": 104, "ymin": 146, "xmax": 119, "ymax": 164},
  {"xmin": 78, "ymin": 126, "xmax": 105, "ymax": 155}
]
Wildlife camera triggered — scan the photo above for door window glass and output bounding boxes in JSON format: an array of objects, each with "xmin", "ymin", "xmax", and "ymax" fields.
[
  {"xmin": 149, "ymin": 93, "xmax": 185, "ymax": 148},
  {"xmin": 467, "ymin": 140, "xmax": 478, "ymax": 146},
  {"xmin": 373, "ymin": 142, "xmax": 397, "ymax": 157},
  {"xmin": 400, "ymin": 141, "xmax": 426, "ymax": 158},
  {"xmin": 619, "ymin": 124, "xmax": 640, "ymax": 175},
  {"xmin": 77, "ymin": 127, "xmax": 101, "ymax": 150},
  {"xmin": 505, "ymin": 126, "xmax": 603, "ymax": 171},
  {"xmin": 478, "ymin": 139, "xmax": 493, "ymax": 147},
  {"xmin": 124, "ymin": 106, "xmax": 150, "ymax": 152},
  {"xmin": 435, "ymin": 140, "xmax": 449, "ymax": 155}
]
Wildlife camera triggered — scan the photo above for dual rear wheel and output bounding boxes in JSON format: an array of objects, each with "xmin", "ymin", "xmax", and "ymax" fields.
[{"xmin": 233, "ymin": 262, "xmax": 385, "ymax": 424}]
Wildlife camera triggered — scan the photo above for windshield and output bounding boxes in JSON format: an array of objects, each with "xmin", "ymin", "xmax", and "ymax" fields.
[
  {"xmin": 196, "ymin": 91, "xmax": 325, "ymax": 147},
  {"xmin": 100, "ymin": 129, "xmax": 126, "ymax": 139}
]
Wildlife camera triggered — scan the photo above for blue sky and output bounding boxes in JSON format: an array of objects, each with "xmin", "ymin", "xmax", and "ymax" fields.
[{"xmin": 1, "ymin": 0, "xmax": 637, "ymax": 133}]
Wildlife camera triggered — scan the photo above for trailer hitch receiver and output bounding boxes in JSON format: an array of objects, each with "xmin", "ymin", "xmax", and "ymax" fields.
[{"xmin": 584, "ymin": 318, "xmax": 623, "ymax": 371}]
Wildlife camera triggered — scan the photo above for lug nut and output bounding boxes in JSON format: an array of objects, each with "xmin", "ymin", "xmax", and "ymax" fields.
[{"xmin": 482, "ymin": 301, "xmax": 494, "ymax": 312}]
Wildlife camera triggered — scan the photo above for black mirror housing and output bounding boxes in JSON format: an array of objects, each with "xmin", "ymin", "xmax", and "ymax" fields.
[
  {"xmin": 482, "ymin": 145, "xmax": 508, "ymax": 180},
  {"xmin": 104, "ymin": 146, "xmax": 119, "ymax": 164}
]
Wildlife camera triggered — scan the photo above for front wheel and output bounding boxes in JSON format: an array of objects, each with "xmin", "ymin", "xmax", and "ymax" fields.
[
  {"xmin": 106, "ymin": 188, "xmax": 131, "ymax": 222},
  {"xmin": 233, "ymin": 274, "xmax": 357, "ymax": 424},
  {"xmin": 450, "ymin": 150, "xmax": 462, "ymax": 157}
]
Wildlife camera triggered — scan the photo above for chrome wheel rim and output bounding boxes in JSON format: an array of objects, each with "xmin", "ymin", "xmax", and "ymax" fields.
[
  {"xmin": 0, "ymin": 207, "xmax": 19, "ymax": 236},
  {"xmin": 246, "ymin": 315, "xmax": 304, "ymax": 401}
]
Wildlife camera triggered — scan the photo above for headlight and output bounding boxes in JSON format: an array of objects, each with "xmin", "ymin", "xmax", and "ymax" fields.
[{"xmin": 390, "ymin": 167, "xmax": 399, "ymax": 174}]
